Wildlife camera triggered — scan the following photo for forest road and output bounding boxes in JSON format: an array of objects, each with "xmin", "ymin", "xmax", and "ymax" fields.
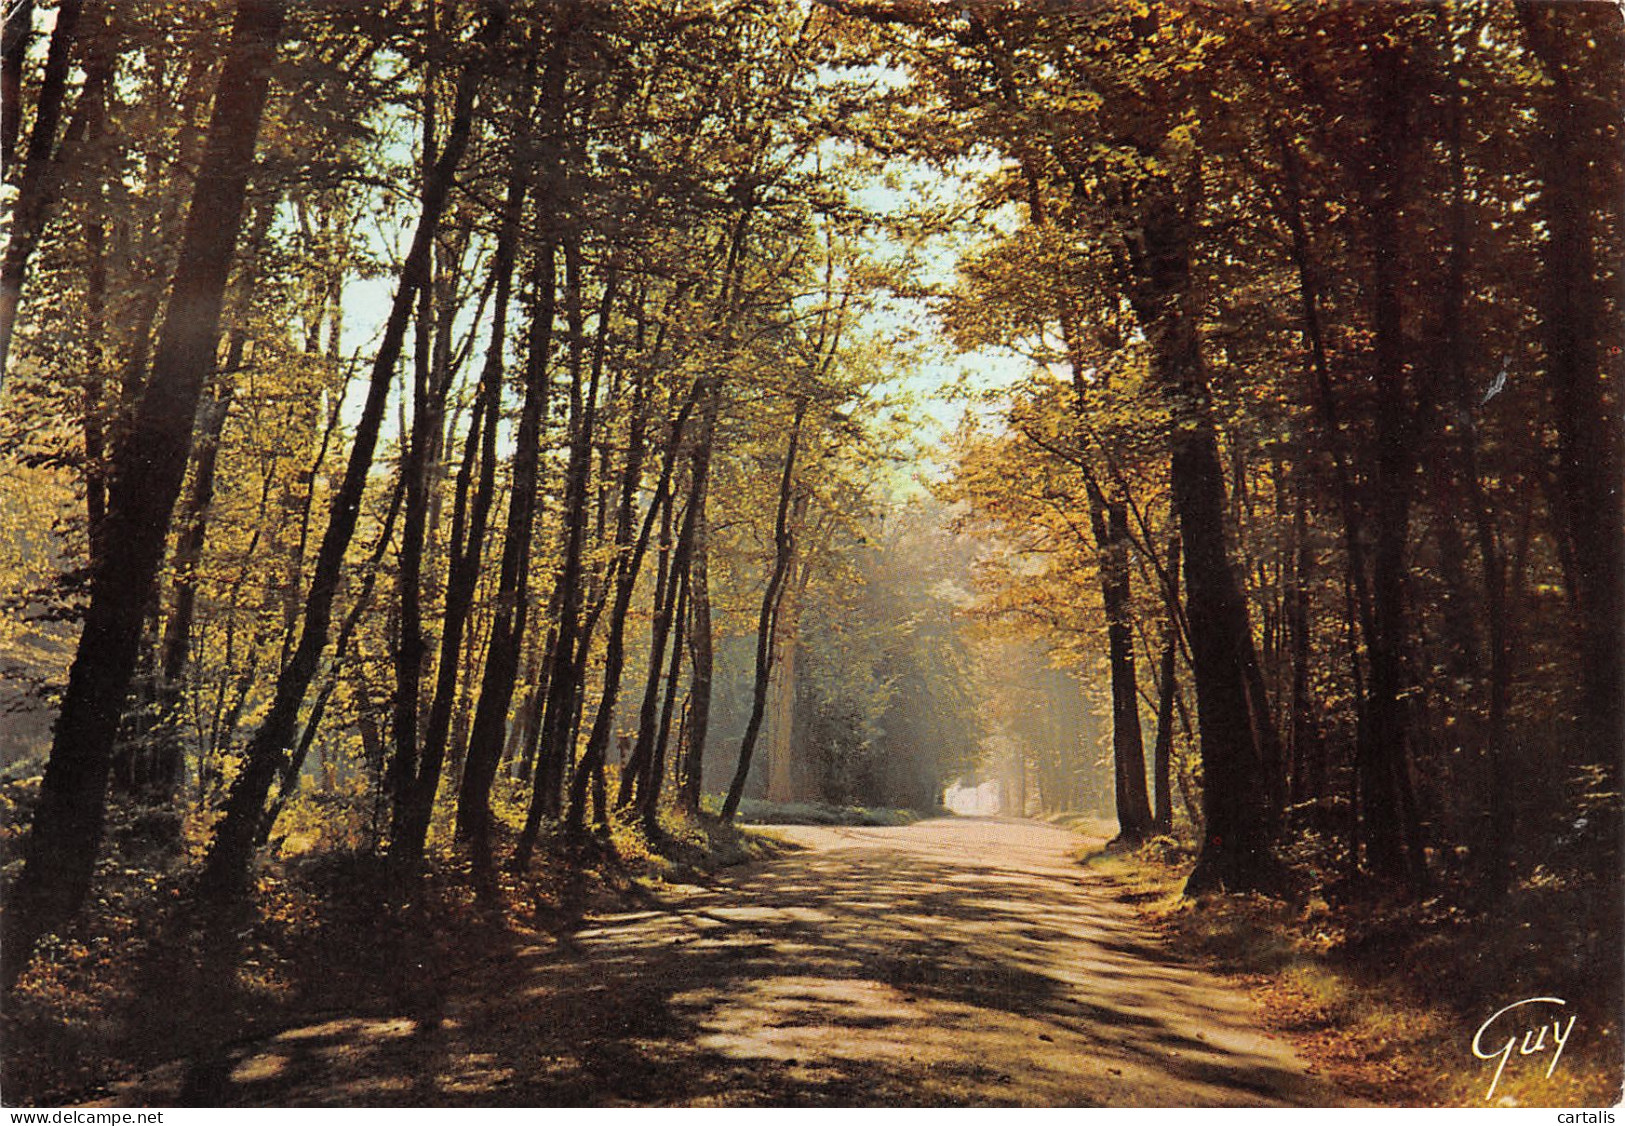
[{"xmin": 105, "ymin": 817, "xmax": 1341, "ymax": 1107}]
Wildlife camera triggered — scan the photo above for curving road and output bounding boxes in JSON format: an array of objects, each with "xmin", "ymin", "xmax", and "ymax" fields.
[{"xmin": 102, "ymin": 817, "xmax": 1340, "ymax": 1106}]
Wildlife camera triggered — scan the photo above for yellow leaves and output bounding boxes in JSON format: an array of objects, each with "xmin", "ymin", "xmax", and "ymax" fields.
[{"xmin": 1166, "ymin": 121, "xmax": 1197, "ymax": 159}]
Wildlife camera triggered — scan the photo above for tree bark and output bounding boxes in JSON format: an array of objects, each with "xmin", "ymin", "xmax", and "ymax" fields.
[
  {"xmin": 4, "ymin": 0, "xmax": 286, "ymax": 985},
  {"xmin": 1087, "ymin": 481, "xmax": 1154, "ymax": 843},
  {"xmin": 1127, "ymin": 186, "xmax": 1281, "ymax": 896},
  {"xmin": 643, "ymin": 561, "xmax": 689, "ymax": 831},
  {"xmin": 620, "ymin": 474, "xmax": 696, "ymax": 815},
  {"xmin": 1433, "ymin": 32, "xmax": 1514, "ymax": 897},
  {"xmin": 384, "ymin": 62, "xmax": 448, "ymax": 841},
  {"xmin": 764, "ymin": 587, "xmax": 801, "ymax": 805},
  {"xmin": 457, "ymin": 15, "xmax": 569, "ymax": 851},
  {"xmin": 1151, "ymin": 536, "xmax": 1181, "ymax": 835},
  {"xmin": 1285, "ymin": 480, "xmax": 1322, "ymax": 812},
  {"xmin": 554, "ymin": 373, "xmax": 706, "ymax": 848},
  {"xmin": 721, "ymin": 397, "xmax": 807, "ymax": 822},
  {"xmin": 390, "ymin": 106, "xmax": 531, "ymax": 868},
  {"xmin": 1518, "ymin": 2, "xmax": 1624, "ymax": 772},
  {"xmin": 679, "ymin": 393, "xmax": 718, "ymax": 813},
  {"xmin": 1359, "ymin": 34, "xmax": 1426, "ymax": 888},
  {"xmin": 0, "ymin": 0, "xmax": 35, "ymax": 169},
  {"xmin": 501, "ymin": 241, "xmax": 600, "ymax": 840}
]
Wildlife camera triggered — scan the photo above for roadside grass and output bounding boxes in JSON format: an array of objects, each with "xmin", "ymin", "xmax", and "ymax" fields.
[
  {"xmin": 1078, "ymin": 838, "xmax": 1623, "ymax": 1108},
  {"xmin": 1040, "ymin": 810, "xmax": 1121, "ymax": 841}
]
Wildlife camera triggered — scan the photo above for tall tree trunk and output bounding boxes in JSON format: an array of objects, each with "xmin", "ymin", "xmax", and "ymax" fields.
[
  {"xmin": 458, "ymin": 16, "xmax": 567, "ymax": 850},
  {"xmin": 1274, "ymin": 125, "xmax": 1378, "ymax": 845},
  {"xmin": 1012, "ymin": 155, "xmax": 1155, "ymax": 843},
  {"xmin": 1286, "ymin": 481, "xmax": 1322, "ymax": 812},
  {"xmin": 680, "ymin": 396, "xmax": 718, "ymax": 813},
  {"xmin": 1128, "ymin": 187, "xmax": 1280, "ymax": 896},
  {"xmin": 390, "ymin": 356, "xmax": 493, "ymax": 864},
  {"xmin": 556, "ymin": 373, "xmax": 706, "ymax": 847},
  {"xmin": 1088, "ymin": 481, "xmax": 1154, "ymax": 843},
  {"xmin": 643, "ymin": 562, "xmax": 689, "ymax": 831},
  {"xmin": 69, "ymin": 4, "xmax": 114, "ymax": 555},
  {"xmin": 501, "ymin": 242, "xmax": 599, "ymax": 840},
  {"xmin": 670, "ymin": 191, "xmax": 757, "ymax": 816},
  {"xmin": 4, "ymin": 0, "xmax": 285, "ymax": 984},
  {"xmin": 1434, "ymin": 32, "xmax": 1514, "ymax": 897},
  {"xmin": 721, "ymin": 398, "xmax": 807, "ymax": 822},
  {"xmin": 457, "ymin": 233, "xmax": 556, "ymax": 828},
  {"xmin": 619, "ymin": 480, "xmax": 686, "ymax": 813},
  {"xmin": 0, "ymin": 0, "xmax": 35, "ymax": 168},
  {"xmin": 384, "ymin": 84, "xmax": 448, "ymax": 834},
  {"xmin": 198, "ymin": 4, "xmax": 501, "ymax": 902},
  {"xmin": 390, "ymin": 114, "xmax": 530, "ymax": 868},
  {"xmin": 1151, "ymin": 536, "xmax": 1182, "ymax": 835},
  {"xmin": 764, "ymin": 588, "xmax": 800, "ymax": 805},
  {"xmin": 1518, "ymin": 2, "xmax": 1624, "ymax": 773},
  {"xmin": 1359, "ymin": 34, "xmax": 1426, "ymax": 888}
]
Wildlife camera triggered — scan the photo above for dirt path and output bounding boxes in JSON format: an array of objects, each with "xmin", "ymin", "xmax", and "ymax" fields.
[{"xmin": 100, "ymin": 818, "xmax": 1341, "ymax": 1107}]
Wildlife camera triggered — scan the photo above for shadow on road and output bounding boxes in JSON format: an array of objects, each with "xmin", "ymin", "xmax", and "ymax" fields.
[{"xmin": 105, "ymin": 820, "xmax": 1335, "ymax": 1107}]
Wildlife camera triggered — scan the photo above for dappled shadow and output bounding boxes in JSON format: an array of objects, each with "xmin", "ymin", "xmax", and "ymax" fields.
[{"xmin": 97, "ymin": 819, "xmax": 1337, "ymax": 1107}]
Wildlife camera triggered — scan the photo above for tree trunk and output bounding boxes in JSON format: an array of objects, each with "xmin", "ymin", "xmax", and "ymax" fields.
[
  {"xmin": 1088, "ymin": 482, "xmax": 1154, "ymax": 843},
  {"xmin": 643, "ymin": 562, "xmax": 689, "ymax": 831},
  {"xmin": 384, "ymin": 89, "xmax": 448, "ymax": 842},
  {"xmin": 1518, "ymin": 2, "xmax": 1624, "ymax": 773},
  {"xmin": 0, "ymin": 0, "xmax": 35, "ymax": 168},
  {"xmin": 456, "ymin": 233, "xmax": 554, "ymax": 819},
  {"xmin": 1359, "ymin": 34, "xmax": 1426, "ymax": 888},
  {"xmin": 457, "ymin": 14, "xmax": 569, "ymax": 835},
  {"xmin": 198, "ymin": 4, "xmax": 500, "ymax": 903},
  {"xmin": 1128, "ymin": 187, "xmax": 1280, "ymax": 896},
  {"xmin": 390, "ymin": 111, "xmax": 529, "ymax": 868},
  {"xmin": 721, "ymin": 398, "xmax": 807, "ymax": 822},
  {"xmin": 680, "ymin": 402, "xmax": 717, "ymax": 813},
  {"xmin": 556, "ymin": 373, "xmax": 707, "ymax": 849},
  {"xmin": 1275, "ymin": 125, "xmax": 1376, "ymax": 844},
  {"xmin": 1435, "ymin": 37, "xmax": 1514, "ymax": 897},
  {"xmin": 764, "ymin": 592, "xmax": 800, "ymax": 805},
  {"xmin": 1286, "ymin": 481, "xmax": 1322, "ymax": 812},
  {"xmin": 1151, "ymin": 536, "xmax": 1182, "ymax": 835},
  {"xmin": 502, "ymin": 242, "xmax": 600, "ymax": 841},
  {"xmin": 617, "ymin": 484, "xmax": 679, "ymax": 809},
  {"xmin": 4, "ymin": 0, "xmax": 285, "ymax": 983}
]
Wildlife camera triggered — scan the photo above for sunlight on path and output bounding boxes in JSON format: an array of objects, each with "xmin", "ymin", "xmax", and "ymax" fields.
[{"xmin": 98, "ymin": 818, "xmax": 1341, "ymax": 1107}]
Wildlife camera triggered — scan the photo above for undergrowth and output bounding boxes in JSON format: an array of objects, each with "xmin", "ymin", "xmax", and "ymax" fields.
[
  {"xmin": 1080, "ymin": 837, "xmax": 1623, "ymax": 1108},
  {"xmin": 0, "ymin": 787, "xmax": 783, "ymax": 1107}
]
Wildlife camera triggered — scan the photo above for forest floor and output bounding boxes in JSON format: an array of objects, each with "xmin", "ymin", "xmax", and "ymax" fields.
[
  {"xmin": 32, "ymin": 817, "xmax": 1337, "ymax": 1107},
  {"xmin": 1083, "ymin": 837, "xmax": 1625, "ymax": 1107}
]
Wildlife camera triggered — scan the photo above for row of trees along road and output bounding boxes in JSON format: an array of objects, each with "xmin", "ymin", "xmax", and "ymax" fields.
[
  {"xmin": 0, "ymin": 0, "xmax": 945, "ymax": 986},
  {"xmin": 0, "ymin": 0, "xmax": 1619, "ymax": 1000},
  {"xmin": 914, "ymin": 1, "xmax": 1622, "ymax": 901}
]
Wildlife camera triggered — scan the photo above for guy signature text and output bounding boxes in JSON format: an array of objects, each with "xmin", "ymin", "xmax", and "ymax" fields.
[{"xmin": 1472, "ymin": 995, "xmax": 1576, "ymax": 1101}]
